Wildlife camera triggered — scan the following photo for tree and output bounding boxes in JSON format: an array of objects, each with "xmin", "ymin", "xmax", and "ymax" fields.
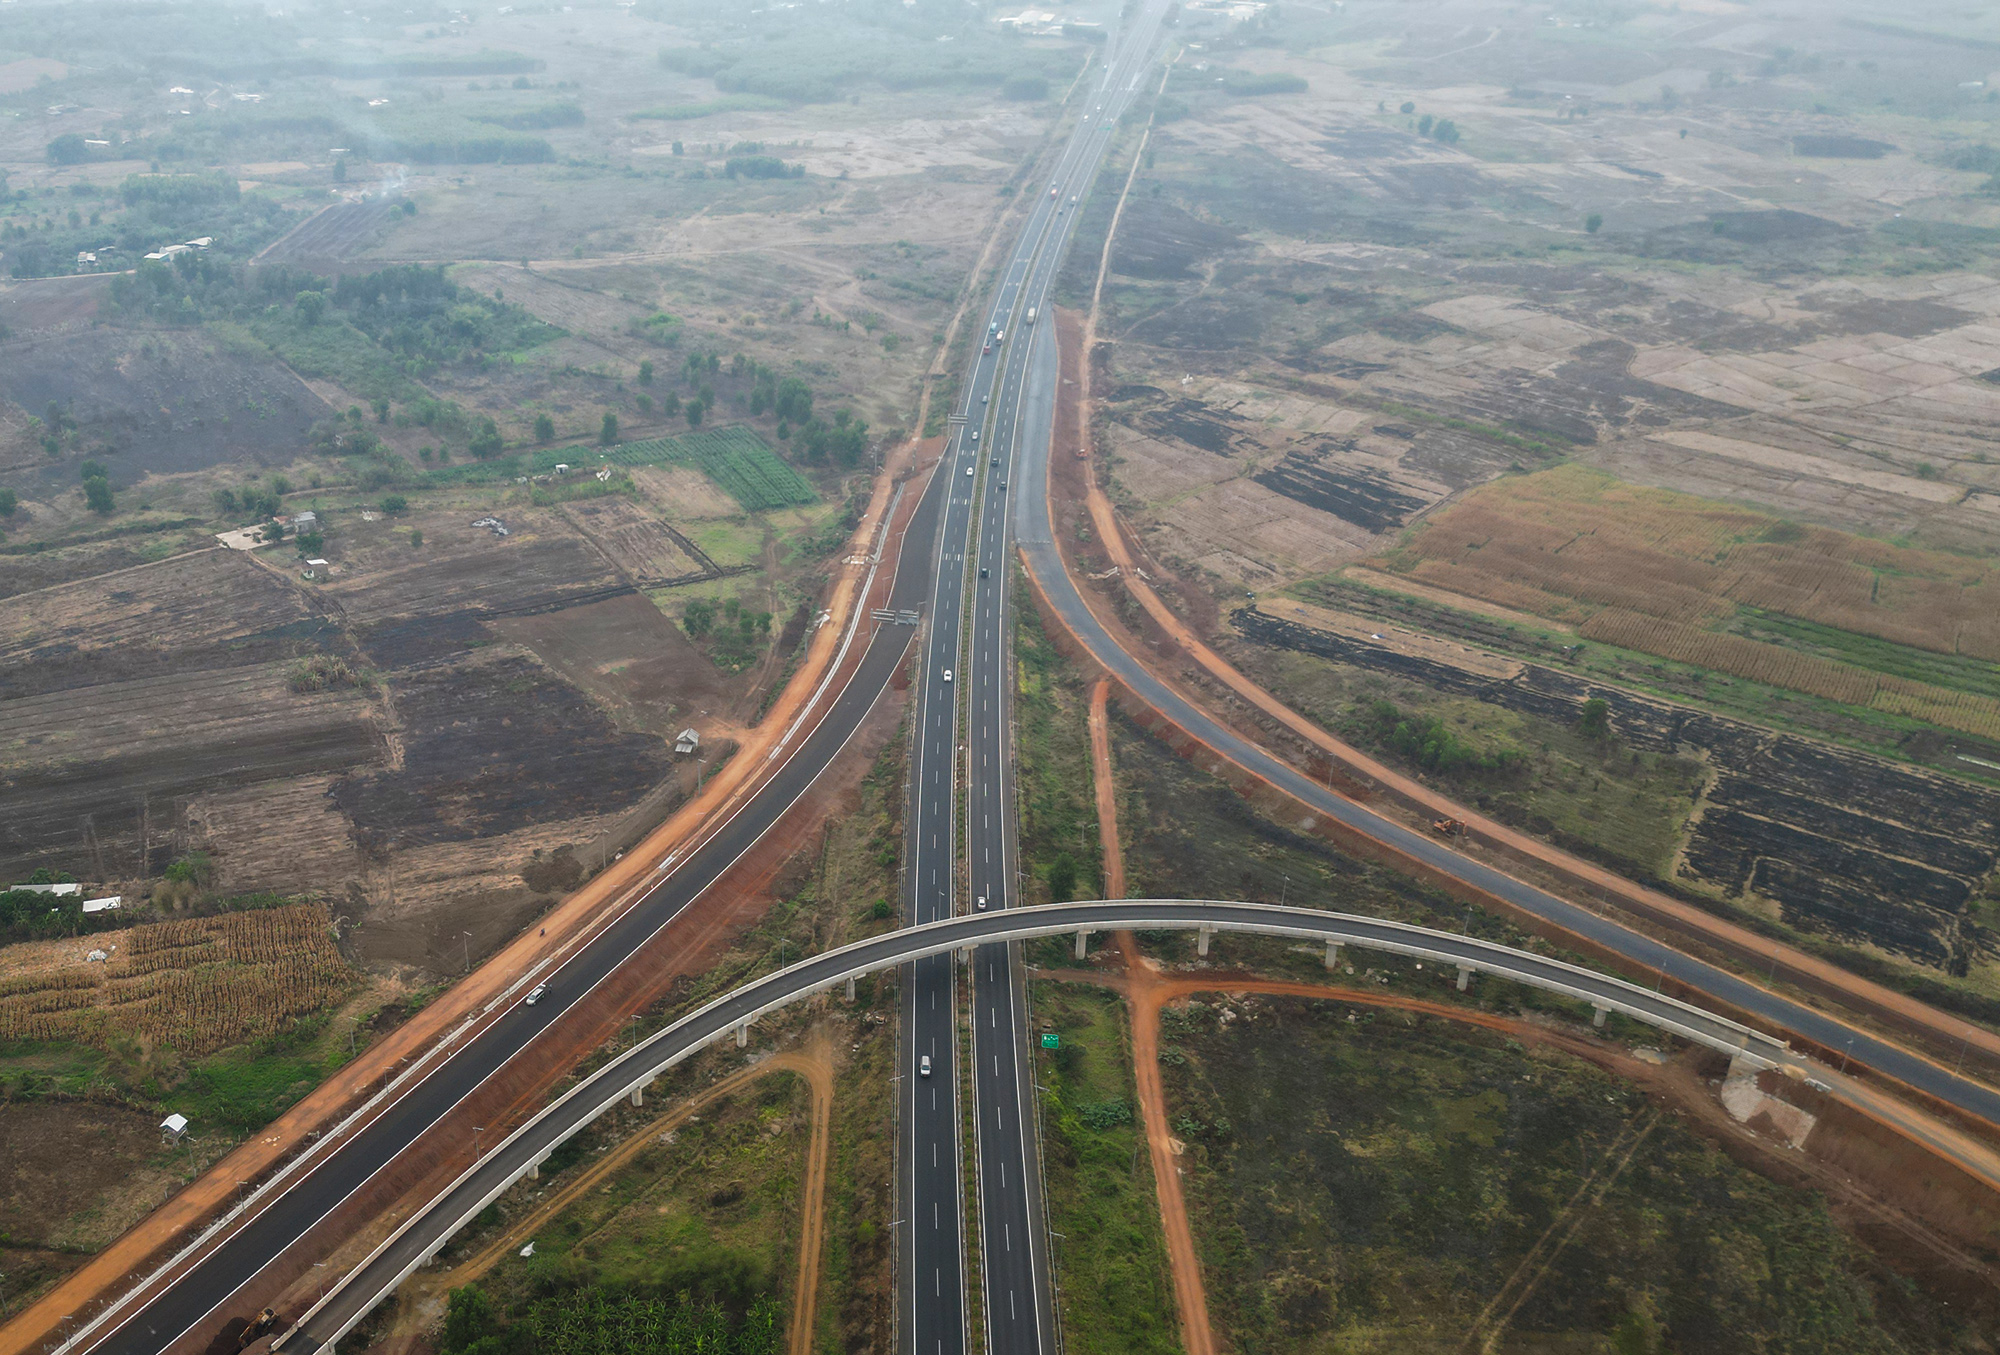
[
  {"xmin": 409, "ymin": 528, "xmax": 424, "ymax": 548},
  {"xmin": 261, "ymin": 519, "xmax": 287, "ymax": 542},
  {"xmin": 78, "ymin": 460, "xmax": 106, "ymax": 483},
  {"xmin": 1585, "ymin": 212, "xmax": 1603, "ymax": 234},
  {"xmin": 663, "ymin": 390, "xmax": 681, "ymax": 416},
  {"xmin": 1418, "ymin": 113, "xmax": 1434, "ymax": 136},
  {"xmin": 82, "ymin": 475, "xmax": 114, "ymax": 515},
  {"xmin": 47, "ymin": 133, "xmax": 89, "ymax": 166},
  {"xmin": 774, "ymin": 376, "xmax": 812, "ymax": 424},
  {"xmin": 683, "ymin": 597, "xmax": 715, "ymax": 638},
  {"xmin": 0, "ymin": 487, "xmax": 16, "ymax": 517},
  {"xmin": 295, "ymin": 289, "xmax": 327, "ymax": 325},
  {"xmin": 1047, "ymin": 853, "xmax": 1079, "ymax": 903},
  {"xmin": 440, "ymin": 1287, "xmax": 497, "ymax": 1355},
  {"xmin": 637, "ymin": 359, "xmax": 654, "ymax": 386},
  {"xmin": 295, "ymin": 529, "xmax": 325, "ymax": 555},
  {"xmin": 373, "ymin": 397, "xmax": 390, "ymax": 423},
  {"xmin": 1432, "ymin": 118, "xmax": 1460, "ymax": 145},
  {"xmin": 1399, "ymin": 101, "xmax": 1416, "ymax": 115},
  {"xmin": 533, "ymin": 413, "xmax": 555, "ymax": 443},
  {"xmin": 600, "ymin": 411, "xmax": 619, "ymax": 446},
  {"xmin": 685, "ymin": 399, "xmax": 704, "ymax": 429},
  {"xmin": 469, "ymin": 417, "xmax": 502, "ymax": 458},
  {"xmin": 381, "ymin": 493, "xmax": 409, "ymax": 514},
  {"xmin": 1579, "ymin": 697, "xmax": 1611, "ymax": 739}
]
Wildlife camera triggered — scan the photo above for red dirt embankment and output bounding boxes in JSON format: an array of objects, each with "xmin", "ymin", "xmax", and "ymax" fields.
[
  {"xmin": 0, "ymin": 441, "xmax": 943, "ymax": 1355},
  {"xmin": 1019, "ymin": 302, "xmax": 2000, "ymax": 1162}
]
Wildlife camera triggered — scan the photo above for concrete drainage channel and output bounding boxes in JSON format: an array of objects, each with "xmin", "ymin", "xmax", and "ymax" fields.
[{"xmin": 275, "ymin": 897, "xmax": 1788, "ymax": 1354}]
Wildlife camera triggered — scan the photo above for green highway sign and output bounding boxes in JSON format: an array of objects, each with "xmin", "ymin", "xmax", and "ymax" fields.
[{"xmin": 1040, "ymin": 1033, "xmax": 1060, "ymax": 1049}]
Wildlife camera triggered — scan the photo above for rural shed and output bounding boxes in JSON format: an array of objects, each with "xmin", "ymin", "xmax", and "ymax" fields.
[
  {"xmin": 13, "ymin": 882, "xmax": 80, "ymax": 896},
  {"xmin": 82, "ymin": 896, "xmax": 122, "ymax": 914},
  {"xmin": 160, "ymin": 1113, "xmax": 189, "ymax": 1142},
  {"xmin": 675, "ymin": 728, "xmax": 701, "ymax": 755}
]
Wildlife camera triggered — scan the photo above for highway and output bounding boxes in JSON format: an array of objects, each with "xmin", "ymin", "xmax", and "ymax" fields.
[
  {"xmin": 270, "ymin": 897, "xmax": 1798, "ymax": 1353},
  {"xmin": 73, "ymin": 449, "xmax": 953, "ymax": 1355},
  {"xmin": 1007, "ymin": 329, "xmax": 2000, "ymax": 1132},
  {"xmin": 911, "ymin": 6, "xmax": 1175, "ymax": 1355}
]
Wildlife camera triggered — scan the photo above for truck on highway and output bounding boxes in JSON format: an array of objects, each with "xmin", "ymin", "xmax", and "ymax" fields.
[{"xmin": 1025, "ymin": 307, "xmax": 1037, "ymax": 324}]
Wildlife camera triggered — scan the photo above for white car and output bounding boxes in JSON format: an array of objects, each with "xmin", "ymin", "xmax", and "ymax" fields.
[
  {"xmin": 982, "ymin": 394, "xmax": 990, "ymax": 403},
  {"xmin": 524, "ymin": 983, "xmax": 548, "ymax": 1006},
  {"xmin": 966, "ymin": 465, "xmax": 974, "ymax": 476},
  {"xmin": 943, "ymin": 669, "xmax": 953, "ymax": 683},
  {"xmin": 919, "ymin": 1054, "xmax": 933, "ymax": 1078},
  {"xmin": 976, "ymin": 895, "xmax": 988, "ymax": 910}
]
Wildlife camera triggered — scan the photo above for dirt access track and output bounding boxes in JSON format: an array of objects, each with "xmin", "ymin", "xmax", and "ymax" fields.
[
  {"xmin": 1021, "ymin": 304, "xmax": 2000, "ymax": 1153},
  {"xmin": 0, "ymin": 437, "xmax": 945, "ymax": 1355}
]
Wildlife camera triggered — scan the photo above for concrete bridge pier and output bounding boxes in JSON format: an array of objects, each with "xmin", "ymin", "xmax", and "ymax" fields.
[
  {"xmin": 1593, "ymin": 1005, "xmax": 1609, "ymax": 1028},
  {"xmin": 735, "ymin": 1023, "xmax": 749, "ymax": 1048},
  {"xmin": 1325, "ymin": 940, "xmax": 1341, "ymax": 970},
  {"xmin": 630, "ymin": 1085, "xmax": 644, "ymax": 1108},
  {"xmin": 1457, "ymin": 965, "xmax": 1474, "ymax": 992},
  {"xmin": 846, "ymin": 975, "xmax": 856, "ymax": 1001},
  {"xmin": 1198, "ymin": 925, "xmax": 1214, "ymax": 957},
  {"xmin": 1074, "ymin": 929, "xmax": 1091, "ymax": 959}
]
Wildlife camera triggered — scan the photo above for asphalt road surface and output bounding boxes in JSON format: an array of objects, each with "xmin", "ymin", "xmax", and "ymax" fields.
[
  {"xmin": 1008, "ymin": 328, "xmax": 2000, "ymax": 1133},
  {"xmin": 80, "ymin": 464, "xmax": 954, "ymax": 1355},
  {"xmin": 262, "ymin": 898, "xmax": 1798, "ymax": 1352},
  {"xmin": 905, "ymin": 7, "xmax": 1175, "ymax": 1354}
]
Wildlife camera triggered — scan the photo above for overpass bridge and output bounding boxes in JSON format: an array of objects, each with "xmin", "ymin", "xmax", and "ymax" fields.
[{"xmin": 276, "ymin": 897, "xmax": 1789, "ymax": 1352}]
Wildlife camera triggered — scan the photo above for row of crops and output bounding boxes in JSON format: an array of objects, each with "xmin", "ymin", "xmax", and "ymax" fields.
[{"xmin": 602, "ymin": 425, "xmax": 817, "ymax": 511}]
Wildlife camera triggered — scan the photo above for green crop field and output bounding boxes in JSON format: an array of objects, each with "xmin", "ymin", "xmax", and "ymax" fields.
[{"xmin": 605, "ymin": 426, "xmax": 816, "ymax": 512}]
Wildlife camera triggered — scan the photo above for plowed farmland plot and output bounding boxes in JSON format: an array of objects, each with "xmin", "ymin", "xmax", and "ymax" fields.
[{"xmin": 1372, "ymin": 466, "xmax": 2000, "ymax": 743}]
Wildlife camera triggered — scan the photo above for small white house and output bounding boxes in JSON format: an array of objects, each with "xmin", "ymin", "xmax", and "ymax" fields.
[
  {"xmin": 14, "ymin": 882, "xmax": 81, "ymax": 897},
  {"xmin": 675, "ymin": 728, "xmax": 701, "ymax": 755},
  {"xmin": 161, "ymin": 1113, "xmax": 190, "ymax": 1143},
  {"xmin": 81, "ymin": 895, "xmax": 122, "ymax": 914}
]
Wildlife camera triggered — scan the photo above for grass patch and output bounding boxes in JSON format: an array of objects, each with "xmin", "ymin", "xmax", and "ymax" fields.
[
  {"xmin": 1163, "ymin": 998, "xmax": 1979, "ymax": 1353},
  {"xmin": 1029, "ymin": 984, "xmax": 1180, "ymax": 1355},
  {"xmin": 1013, "ymin": 574, "xmax": 1102, "ymax": 903}
]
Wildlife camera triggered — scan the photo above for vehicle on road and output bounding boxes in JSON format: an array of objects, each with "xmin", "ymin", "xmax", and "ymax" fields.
[
  {"xmin": 1050, "ymin": 184, "xmax": 1059, "ymax": 197},
  {"xmin": 980, "ymin": 566, "xmax": 989, "ymax": 578},
  {"xmin": 919, "ymin": 1054, "xmax": 933, "ymax": 1077},
  {"xmin": 976, "ymin": 895, "xmax": 987, "ymax": 910},
  {"xmin": 982, "ymin": 393, "xmax": 989, "ymax": 403},
  {"xmin": 998, "ymin": 480, "xmax": 1007, "ymax": 490},
  {"xmin": 524, "ymin": 984, "xmax": 548, "ymax": 1006},
  {"xmin": 992, "ymin": 455, "xmax": 1000, "ymax": 466},
  {"xmin": 1026, "ymin": 307, "xmax": 1037, "ymax": 324},
  {"xmin": 972, "ymin": 430, "xmax": 980, "ymax": 441},
  {"xmin": 995, "ymin": 329, "xmax": 1004, "ymax": 343},
  {"xmin": 983, "ymin": 342, "xmax": 991, "ymax": 353},
  {"xmin": 943, "ymin": 669, "xmax": 953, "ymax": 683},
  {"xmin": 966, "ymin": 465, "xmax": 974, "ymax": 476}
]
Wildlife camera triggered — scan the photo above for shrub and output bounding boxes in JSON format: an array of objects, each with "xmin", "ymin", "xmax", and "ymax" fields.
[
  {"xmin": 82, "ymin": 475, "xmax": 115, "ymax": 514},
  {"xmin": 380, "ymin": 493, "xmax": 409, "ymax": 513},
  {"xmin": 533, "ymin": 413, "xmax": 555, "ymax": 442},
  {"xmin": 0, "ymin": 488, "xmax": 16, "ymax": 516}
]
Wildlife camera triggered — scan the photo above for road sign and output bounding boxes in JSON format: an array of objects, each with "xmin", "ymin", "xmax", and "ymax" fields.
[{"xmin": 1040, "ymin": 1033, "xmax": 1060, "ymax": 1050}]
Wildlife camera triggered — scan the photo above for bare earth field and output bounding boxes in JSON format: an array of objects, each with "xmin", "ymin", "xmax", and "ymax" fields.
[{"xmin": 1067, "ymin": 0, "xmax": 2000, "ymax": 1008}]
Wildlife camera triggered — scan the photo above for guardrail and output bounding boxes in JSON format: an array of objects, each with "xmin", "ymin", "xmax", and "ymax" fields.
[{"xmin": 276, "ymin": 899, "xmax": 1787, "ymax": 1353}]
